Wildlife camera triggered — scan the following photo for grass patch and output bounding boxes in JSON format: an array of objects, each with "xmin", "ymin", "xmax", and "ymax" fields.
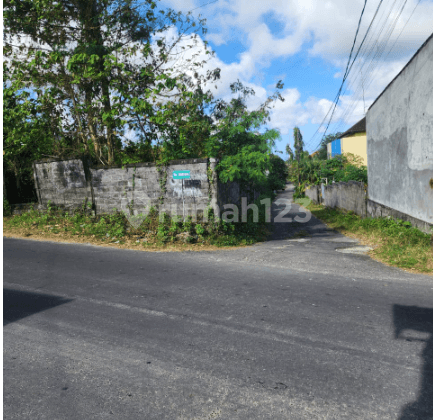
[
  {"xmin": 3, "ymin": 196, "xmax": 273, "ymax": 251},
  {"xmin": 308, "ymin": 203, "xmax": 433, "ymax": 274}
]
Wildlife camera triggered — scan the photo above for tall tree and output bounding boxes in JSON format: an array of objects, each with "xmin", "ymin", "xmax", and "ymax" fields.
[
  {"xmin": 206, "ymin": 80, "xmax": 284, "ymax": 191},
  {"xmin": 4, "ymin": 0, "xmax": 219, "ymax": 164},
  {"xmin": 293, "ymin": 126, "xmax": 304, "ymax": 162},
  {"xmin": 285, "ymin": 143, "xmax": 294, "ymax": 162}
]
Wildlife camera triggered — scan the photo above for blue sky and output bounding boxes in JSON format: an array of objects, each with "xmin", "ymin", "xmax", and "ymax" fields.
[{"xmin": 161, "ymin": 0, "xmax": 433, "ymax": 157}]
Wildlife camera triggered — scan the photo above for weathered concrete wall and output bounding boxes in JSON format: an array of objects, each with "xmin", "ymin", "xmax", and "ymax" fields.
[
  {"xmin": 89, "ymin": 159, "xmax": 210, "ymax": 218},
  {"xmin": 305, "ymin": 181, "xmax": 432, "ymax": 232},
  {"xmin": 323, "ymin": 182, "xmax": 367, "ymax": 217},
  {"xmin": 33, "ymin": 158, "xmax": 92, "ymax": 209},
  {"xmin": 34, "ymin": 157, "xmax": 211, "ymax": 218},
  {"xmin": 367, "ymin": 34, "xmax": 433, "ymax": 225},
  {"xmin": 305, "ymin": 185, "xmax": 319, "ymax": 204},
  {"xmin": 33, "ymin": 157, "xmax": 258, "ymax": 220},
  {"xmin": 367, "ymin": 199, "xmax": 432, "ymax": 234},
  {"xmin": 305, "ymin": 182, "xmax": 367, "ymax": 217}
]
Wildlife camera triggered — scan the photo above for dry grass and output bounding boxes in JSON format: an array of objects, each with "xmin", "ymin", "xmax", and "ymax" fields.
[{"xmin": 308, "ymin": 203, "xmax": 433, "ymax": 275}]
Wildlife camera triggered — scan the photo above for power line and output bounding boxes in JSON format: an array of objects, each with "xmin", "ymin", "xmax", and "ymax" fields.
[
  {"xmin": 330, "ymin": 0, "xmax": 413, "ymax": 136},
  {"xmin": 189, "ymin": 0, "xmax": 219, "ymax": 13},
  {"xmin": 305, "ymin": 0, "xmax": 372, "ymax": 150},
  {"xmin": 307, "ymin": 0, "xmax": 416, "ymax": 150},
  {"xmin": 314, "ymin": 0, "xmax": 369, "ymax": 143}
]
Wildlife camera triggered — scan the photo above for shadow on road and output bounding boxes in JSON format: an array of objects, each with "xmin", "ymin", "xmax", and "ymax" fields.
[
  {"xmin": 3, "ymin": 288, "xmax": 73, "ymax": 326},
  {"xmin": 393, "ymin": 304, "xmax": 433, "ymax": 419}
]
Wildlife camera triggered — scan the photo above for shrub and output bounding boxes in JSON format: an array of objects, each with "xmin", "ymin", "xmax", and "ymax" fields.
[{"xmin": 3, "ymin": 197, "xmax": 12, "ymax": 217}]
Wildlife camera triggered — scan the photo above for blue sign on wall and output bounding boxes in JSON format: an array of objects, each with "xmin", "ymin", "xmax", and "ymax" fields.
[
  {"xmin": 173, "ymin": 170, "xmax": 191, "ymax": 179},
  {"xmin": 331, "ymin": 139, "xmax": 341, "ymax": 157}
]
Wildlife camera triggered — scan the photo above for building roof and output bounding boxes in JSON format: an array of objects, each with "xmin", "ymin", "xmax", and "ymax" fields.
[
  {"xmin": 340, "ymin": 117, "xmax": 366, "ymax": 138},
  {"xmin": 368, "ymin": 32, "xmax": 433, "ymax": 111}
]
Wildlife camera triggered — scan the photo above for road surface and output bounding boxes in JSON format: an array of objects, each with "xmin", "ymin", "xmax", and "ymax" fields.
[{"xmin": 3, "ymin": 185, "xmax": 433, "ymax": 419}]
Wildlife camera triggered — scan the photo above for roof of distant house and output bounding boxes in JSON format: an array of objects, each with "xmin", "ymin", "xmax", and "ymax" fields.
[{"xmin": 340, "ymin": 117, "xmax": 366, "ymax": 138}]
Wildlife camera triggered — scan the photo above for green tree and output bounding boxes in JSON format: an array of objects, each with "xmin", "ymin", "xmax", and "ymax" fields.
[
  {"xmin": 205, "ymin": 80, "xmax": 284, "ymax": 191},
  {"xmin": 3, "ymin": 79, "xmax": 60, "ymax": 200},
  {"xmin": 285, "ymin": 143, "xmax": 294, "ymax": 162},
  {"xmin": 267, "ymin": 154, "xmax": 288, "ymax": 191},
  {"xmin": 4, "ymin": 0, "xmax": 218, "ymax": 165},
  {"xmin": 293, "ymin": 127, "xmax": 304, "ymax": 161}
]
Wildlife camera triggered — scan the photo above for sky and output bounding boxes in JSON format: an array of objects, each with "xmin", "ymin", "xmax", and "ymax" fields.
[{"xmin": 160, "ymin": 0, "xmax": 433, "ymax": 158}]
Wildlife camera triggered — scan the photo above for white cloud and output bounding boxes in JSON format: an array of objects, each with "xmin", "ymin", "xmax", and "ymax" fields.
[{"xmin": 157, "ymin": 0, "xmax": 433, "ymax": 137}]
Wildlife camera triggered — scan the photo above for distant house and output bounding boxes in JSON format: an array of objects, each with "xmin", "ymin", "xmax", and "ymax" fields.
[{"xmin": 327, "ymin": 117, "xmax": 367, "ymax": 164}]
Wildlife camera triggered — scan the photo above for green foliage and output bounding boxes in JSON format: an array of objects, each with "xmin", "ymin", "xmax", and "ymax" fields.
[
  {"xmin": 315, "ymin": 132, "xmax": 343, "ymax": 160},
  {"xmin": 267, "ymin": 154, "xmax": 288, "ymax": 191},
  {"xmin": 4, "ymin": 0, "xmax": 218, "ymax": 165},
  {"xmin": 289, "ymin": 153, "xmax": 367, "ymax": 195},
  {"xmin": 293, "ymin": 127, "xmax": 304, "ymax": 161},
  {"xmin": 2, "ymin": 81, "xmax": 62, "ymax": 201},
  {"xmin": 285, "ymin": 143, "xmax": 294, "ymax": 162},
  {"xmin": 206, "ymin": 80, "xmax": 284, "ymax": 191},
  {"xmin": 4, "ymin": 190, "xmax": 276, "ymax": 248},
  {"xmin": 3, "ymin": 197, "xmax": 12, "ymax": 217}
]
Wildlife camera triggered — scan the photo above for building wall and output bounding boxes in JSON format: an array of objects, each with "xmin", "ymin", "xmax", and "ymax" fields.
[
  {"xmin": 327, "ymin": 133, "xmax": 367, "ymax": 163},
  {"xmin": 341, "ymin": 133, "xmax": 367, "ymax": 164},
  {"xmin": 367, "ymin": 35, "xmax": 433, "ymax": 225},
  {"xmin": 305, "ymin": 182, "xmax": 367, "ymax": 217},
  {"xmin": 327, "ymin": 139, "xmax": 341, "ymax": 158}
]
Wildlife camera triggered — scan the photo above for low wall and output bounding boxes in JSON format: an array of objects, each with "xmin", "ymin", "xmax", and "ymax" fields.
[
  {"xmin": 323, "ymin": 181, "xmax": 367, "ymax": 217},
  {"xmin": 305, "ymin": 181, "xmax": 367, "ymax": 217},
  {"xmin": 305, "ymin": 182, "xmax": 432, "ymax": 233},
  {"xmin": 33, "ymin": 157, "xmax": 213, "ymax": 218},
  {"xmin": 305, "ymin": 185, "xmax": 319, "ymax": 204},
  {"xmin": 32, "ymin": 157, "xmax": 259, "ymax": 220}
]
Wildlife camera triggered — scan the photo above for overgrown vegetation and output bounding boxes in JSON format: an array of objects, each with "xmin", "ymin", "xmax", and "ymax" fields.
[
  {"xmin": 267, "ymin": 154, "xmax": 289, "ymax": 191},
  {"xmin": 289, "ymin": 153, "xmax": 367, "ymax": 197},
  {"xmin": 285, "ymin": 128, "xmax": 367, "ymax": 198},
  {"xmin": 4, "ymin": 0, "xmax": 285, "ymax": 204},
  {"xmin": 309, "ymin": 203, "xmax": 433, "ymax": 273},
  {"xmin": 3, "ymin": 193, "xmax": 275, "ymax": 249}
]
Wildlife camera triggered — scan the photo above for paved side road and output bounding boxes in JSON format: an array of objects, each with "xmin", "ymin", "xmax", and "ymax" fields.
[{"xmin": 3, "ymin": 186, "xmax": 433, "ymax": 419}]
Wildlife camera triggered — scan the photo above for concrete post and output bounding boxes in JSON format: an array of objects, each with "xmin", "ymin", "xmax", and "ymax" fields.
[{"xmin": 208, "ymin": 158, "xmax": 219, "ymax": 219}]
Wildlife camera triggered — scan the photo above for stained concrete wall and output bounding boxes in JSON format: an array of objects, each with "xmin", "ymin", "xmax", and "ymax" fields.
[
  {"xmin": 305, "ymin": 179, "xmax": 432, "ymax": 233},
  {"xmin": 305, "ymin": 182, "xmax": 367, "ymax": 217},
  {"xmin": 367, "ymin": 34, "xmax": 433, "ymax": 226},
  {"xmin": 323, "ymin": 182, "xmax": 367, "ymax": 217},
  {"xmin": 33, "ymin": 158, "xmax": 92, "ymax": 209},
  {"xmin": 33, "ymin": 157, "xmax": 212, "ymax": 218},
  {"xmin": 33, "ymin": 157, "xmax": 258, "ymax": 220},
  {"xmin": 89, "ymin": 159, "xmax": 210, "ymax": 218},
  {"xmin": 305, "ymin": 185, "xmax": 319, "ymax": 204}
]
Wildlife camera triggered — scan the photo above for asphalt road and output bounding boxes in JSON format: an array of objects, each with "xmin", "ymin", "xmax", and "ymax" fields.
[{"xmin": 3, "ymin": 186, "xmax": 433, "ymax": 419}]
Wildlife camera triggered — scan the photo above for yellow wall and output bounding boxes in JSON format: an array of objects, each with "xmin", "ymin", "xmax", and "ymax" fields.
[{"xmin": 341, "ymin": 133, "xmax": 367, "ymax": 164}]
